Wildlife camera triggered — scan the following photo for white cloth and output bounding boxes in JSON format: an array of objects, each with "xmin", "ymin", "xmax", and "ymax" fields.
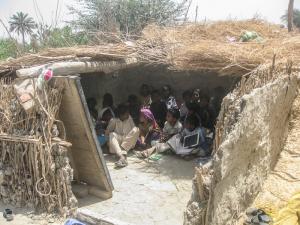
[
  {"xmin": 165, "ymin": 96, "xmax": 177, "ymax": 110},
  {"xmin": 167, "ymin": 127, "xmax": 206, "ymax": 155},
  {"xmin": 109, "ymin": 127, "xmax": 140, "ymax": 155},
  {"xmin": 106, "ymin": 116, "xmax": 136, "ymax": 136},
  {"xmin": 163, "ymin": 120, "xmax": 183, "ymax": 136},
  {"xmin": 99, "ymin": 107, "xmax": 115, "ymax": 119},
  {"xmin": 107, "ymin": 116, "xmax": 140, "ymax": 156}
]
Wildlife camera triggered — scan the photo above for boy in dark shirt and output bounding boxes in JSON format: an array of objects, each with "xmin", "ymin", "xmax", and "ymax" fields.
[
  {"xmin": 127, "ymin": 94, "xmax": 141, "ymax": 126},
  {"xmin": 150, "ymin": 89, "xmax": 167, "ymax": 128}
]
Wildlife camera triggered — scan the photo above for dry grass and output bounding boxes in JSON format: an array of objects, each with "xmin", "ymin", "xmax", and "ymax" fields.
[
  {"xmin": 139, "ymin": 20, "xmax": 300, "ymax": 75},
  {"xmin": 0, "ymin": 19, "xmax": 300, "ymax": 76}
]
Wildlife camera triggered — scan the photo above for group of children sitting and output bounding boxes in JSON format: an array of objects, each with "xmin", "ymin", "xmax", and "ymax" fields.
[{"xmin": 87, "ymin": 84, "xmax": 224, "ymax": 168}]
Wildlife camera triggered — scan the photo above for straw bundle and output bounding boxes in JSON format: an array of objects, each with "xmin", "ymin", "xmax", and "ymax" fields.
[
  {"xmin": 0, "ymin": 19, "xmax": 299, "ymax": 77},
  {"xmin": 139, "ymin": 20, "xmax": 300, "ymax": 75},
  {"xmin": 0, "ymin": 79, "xmax": 77, "ymax": 215},
  {"xmin": 0, "ymin": 44, "xmax": 133, "ymax": 74}
]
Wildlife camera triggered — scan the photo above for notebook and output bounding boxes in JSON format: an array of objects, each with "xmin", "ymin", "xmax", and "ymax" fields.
[{"xmin": 183, "ymin": 133, "xmax": 200, "ymax": 148}]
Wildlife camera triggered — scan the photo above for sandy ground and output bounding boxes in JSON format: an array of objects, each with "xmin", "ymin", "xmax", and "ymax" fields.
[
  {"xmin": 0, "ymin": 203, "xmax": 64, "ymax": 225},
  {"xmin": 78, "ymin": 153, "xmax": 196, "ymax": 225}
]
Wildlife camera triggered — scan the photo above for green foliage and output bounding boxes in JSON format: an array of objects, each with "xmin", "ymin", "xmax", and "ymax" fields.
[
  {"xmin": 9, "ymin": 12, "xmax": 36, "ymax": 46},
  {"xmin": 0, "ymin": 39, "xmax": 18, "ymax": 60},
  {"xmin": 281, "ymin": 9, "xmax": 300, "ymax": 28},
  {"xmin": 42, "ymin": 26, "xmax": 89, "ymax": 48},
  {"xmin": 69, "ymin": 0, "xmax": 187, "ymax": 36}
]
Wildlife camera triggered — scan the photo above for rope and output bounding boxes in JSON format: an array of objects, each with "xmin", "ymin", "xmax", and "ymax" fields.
[{"xmin": 35, "ymin": 177, "xmax": 52, "ymax": 197}]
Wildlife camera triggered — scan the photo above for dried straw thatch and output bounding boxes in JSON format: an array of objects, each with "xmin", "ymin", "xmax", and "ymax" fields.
[
  {"xmin": 0, "ymin": 44, "xmax": 133, "ymax": 74},
  {"xmin": 139, "ymin": 20, "xmax": 300, "ymax": 75},
  {"xmin": 1, "ymin": 19, "xmax": 300, "ymax": 77}
]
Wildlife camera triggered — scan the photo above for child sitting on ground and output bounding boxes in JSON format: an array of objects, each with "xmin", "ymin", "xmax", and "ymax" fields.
[
  {"xmin": 87, "ymin": 97, "xmax": 98, "ymax": 124},
  {"xmin": 135, "ymin": 108, "xmax": 182, "ymax": 158},
  {"xmin": 168, "ymin": 114, "xmax": 209, "ymax": 157},
  {"xmin": 105, "ymin": 104, "xmax": 140, "ymax": 168},
  {"xmin": 180, "ymin": 90, "xmax": 193, "ymax": 121},
  {"xmin": 150, "ymin": 89, "xmax": 167, "ymax": 129},
  {"xmin": 161, "ymin": 85, "xmax": 178, "ymax": 110},
  {"xmin": 127, "ymin": 94, "xmax": 141, "ymax": 126},
  {"xmin": 137, "ymin": 108, "xmax": 161, "ymax": 150},
  {"xmin": 96, "ymin": 107, "xmax": 115, "ymax": 146}
]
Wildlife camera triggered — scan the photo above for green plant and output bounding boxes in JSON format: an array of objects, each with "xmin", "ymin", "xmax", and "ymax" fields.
[
  {"xmin": 9, "ymin": 12, "xmax": 36, "ymax": 47},
  {"xmin": 43, "ymin": 26, "xmax": 89, "ymax": 48},
  {"xmin": 0, "ymin": 39, "xmax": 18, "ymax": 60},
  {"xmin": 281, "ymin": 8, "xmax": 300, "ymax": 28},
  {"xmin": 68, "ymin": 0, "xmax": 187, "ymax": 37}
]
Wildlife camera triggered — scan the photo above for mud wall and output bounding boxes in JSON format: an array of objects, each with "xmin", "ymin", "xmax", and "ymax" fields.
[{"xmin": 206, "ymin": 75, "xmax": 298, "ymax": 225}]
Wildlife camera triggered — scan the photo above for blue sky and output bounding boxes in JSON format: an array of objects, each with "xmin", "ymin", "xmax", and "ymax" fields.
[{"xmin": 0, "ymin": 0, "xmax": 299, "ymax": 37}]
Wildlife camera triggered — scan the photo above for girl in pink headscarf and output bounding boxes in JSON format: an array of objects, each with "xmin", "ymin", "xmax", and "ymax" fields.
[{"xmin": 137, "ymin": 108, "xmax": 161, "ymax": 150}]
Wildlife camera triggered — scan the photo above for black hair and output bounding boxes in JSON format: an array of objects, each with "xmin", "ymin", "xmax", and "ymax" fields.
[
  {"xmin": 102, "ymin": 108, "xmax": 113, "ymax": 118},
  {"xmin": 182, "ymin": 90, "xmax": 193, "ymax": 98},
  {"xmin": 200, "ymin": 94, "xmax": 210, "ymax": 102},
  {"xmin": 167, "ymin": 107, "xmax": 180, "ymax": 120},
  {"xmin": 185, "ymin": 114, "xmax": 200, "ymax": 128},
  {"xmin": 116, "ymin": 103, "xmax": 129, "ymax": 117},
  {"xmin": 151, "ymin": 89, "xmax": 160, "ymax": 96},
  {"xmin": 140, "ymin": 84, "xmax": 151, "ymax": 97},
  {"xmin": 186, "ymin": 102, "xmax": 200, "ymax": 112},
  {"xmin": 128, "ymin": 94, "xmax": 139, "ymax": 104},
  {"xmin": 87, "ymin": 98, "xmax": 97, "ymax": 109},
  {"xmin": 102, "ymin": 93, "xmax": 114, "ymax": 108}
]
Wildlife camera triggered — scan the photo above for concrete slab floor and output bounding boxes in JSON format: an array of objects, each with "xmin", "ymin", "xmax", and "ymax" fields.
[{"xmin": 78, "ymin": 153, "xmax": 196, "ymax": 225}]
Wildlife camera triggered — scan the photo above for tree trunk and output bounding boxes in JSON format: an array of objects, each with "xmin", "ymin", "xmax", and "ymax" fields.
[
  {"xmin": 288, "ymin": 0, "xmax": 294, "ymax": 32},
  {"xmin": 22, "ymin": 32, "xmax": 25, "ymax": 47}
]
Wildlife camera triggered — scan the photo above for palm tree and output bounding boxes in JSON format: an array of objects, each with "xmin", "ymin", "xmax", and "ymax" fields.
[
  {"xmin": 9, "ymin": 12, "xmax": 36, "ymax": 47},
  {"xmin": 281, "ymin": 9, "xmax": 300, "ymax": 29},
  {"xmin": 288, "ymin": 0, "xmax": 294, "ymax": 32}
]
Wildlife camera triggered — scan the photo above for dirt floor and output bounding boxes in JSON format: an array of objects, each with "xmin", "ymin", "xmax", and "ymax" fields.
[
  {"xmin": 0, "ymin": 203, "xmax": 63, "ymax": 225},
  {"xmin": 78, "ymin": 153, "xmax": 196, "ymax": 225}
]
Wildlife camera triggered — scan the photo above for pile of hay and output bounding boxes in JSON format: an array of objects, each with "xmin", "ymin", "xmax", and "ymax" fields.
[
  {"xmin": 0, "ymin": 19, "xmax": 299, "ymax": 77},
  {"xmin": 0, "ymin": 44, "xmax": 132, "ymax": 74},
  {"xmin": 139, "ymin": 20, "xmax": 300, "ymax": 75}
]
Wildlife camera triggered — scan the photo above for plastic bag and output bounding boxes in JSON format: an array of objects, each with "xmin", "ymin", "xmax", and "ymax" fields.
[{"xmin": 37, "ymin": 69, "xmax": 53, "ymax": 90}]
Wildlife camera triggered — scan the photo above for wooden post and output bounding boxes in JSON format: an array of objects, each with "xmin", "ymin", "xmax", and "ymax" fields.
[{"xmin": 288, "ymin": 0, "xmax": 294, "ymax": 32}]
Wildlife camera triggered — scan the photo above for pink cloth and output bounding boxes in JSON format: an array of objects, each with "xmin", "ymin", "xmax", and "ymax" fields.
[{"xmin": 140, "ymin": 108, "xmax": 158, "ymax": 129}]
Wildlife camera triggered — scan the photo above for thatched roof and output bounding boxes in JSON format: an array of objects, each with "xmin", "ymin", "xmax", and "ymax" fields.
[{"xmin": 0, "ymin": 19, "xmax": 299, "ymax": 76}]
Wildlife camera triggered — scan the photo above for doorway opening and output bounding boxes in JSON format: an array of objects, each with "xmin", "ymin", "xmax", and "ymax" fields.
[{"xmin": 77, "ymin": 64, "xmax": 238, "ymax": 225}]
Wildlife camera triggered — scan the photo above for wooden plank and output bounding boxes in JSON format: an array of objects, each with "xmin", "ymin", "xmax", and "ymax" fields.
[
  {"xmin": 76, "ymin": 208, "xmax": 133, "ymax": 225},
  {"xmin": 16, "ymin": 58, "xmax": 138, "ymax": 77},
  {"xmin": 0, "ymin": 134, "xmax": 72, "ymax": 147},
  {"xmin": 56, "ymin": 76, "xmax": 113, "ymax": 198}
]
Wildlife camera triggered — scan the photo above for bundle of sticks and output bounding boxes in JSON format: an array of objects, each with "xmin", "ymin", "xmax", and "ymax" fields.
[{"xmin": 0, "ymin": 78, "xmax": 77, "ymax": 216}]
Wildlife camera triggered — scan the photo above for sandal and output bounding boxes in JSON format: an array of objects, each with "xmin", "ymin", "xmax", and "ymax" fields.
[
  {"xmin": 114, "ymin": 158, "xmax": 128, "ymax": 168},
  {"xmin": 134, "ymin": 151, "xmax": 148, "ymax": 159}
]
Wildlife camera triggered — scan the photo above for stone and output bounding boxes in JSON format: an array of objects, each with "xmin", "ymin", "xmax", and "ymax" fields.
[
  {"xmin": 246, "ymin": 207, "xmax": 258, "ymax": 216},
  {"xmin": 251, "ymin": 215, "xmax": 260, "ymax": 225},
  {"xmin": 258, "ymin": 214, "xmax": 271, "ymax": 223}
]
